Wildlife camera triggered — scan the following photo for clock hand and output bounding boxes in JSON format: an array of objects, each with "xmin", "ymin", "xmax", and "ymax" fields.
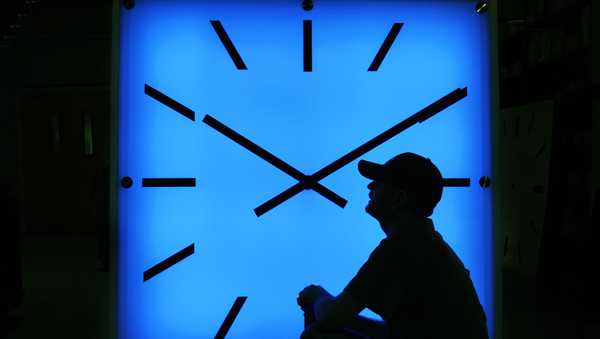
[
  {"xmin": 255, "ymin": 87, "xmax": 468, "ymax": 217},
  {"xmin": 145, "ymin": 84, "xmax": 196, "ymax": 121},
  {"xmin": 202, "ymin": 114, "xmax": 348, "ymax": 209}
]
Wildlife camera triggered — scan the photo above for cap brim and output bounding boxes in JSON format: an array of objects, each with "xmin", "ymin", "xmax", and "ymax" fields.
[{"xmin": 358, "ymin": 160, "xmax": 384, "ymax": 180}]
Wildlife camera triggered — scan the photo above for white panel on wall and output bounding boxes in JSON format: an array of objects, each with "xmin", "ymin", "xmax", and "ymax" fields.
[{"xmin": 499, "ymin": 101, "xmax": 553, "ymax": 277}]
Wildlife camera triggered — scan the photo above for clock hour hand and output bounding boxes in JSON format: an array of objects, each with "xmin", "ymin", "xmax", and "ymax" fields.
[
  {"xmin": 255, "ymin": 87, "xmax": 468, "ymax": 217},
  {"xmin": 202, "ymin": 114, "xmax": 348, "ymax": 209}
]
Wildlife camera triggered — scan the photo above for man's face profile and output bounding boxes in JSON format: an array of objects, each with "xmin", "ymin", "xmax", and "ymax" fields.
[{"xmin": 365, "ymin": 180, "xmax": 409, "ymax": 222}]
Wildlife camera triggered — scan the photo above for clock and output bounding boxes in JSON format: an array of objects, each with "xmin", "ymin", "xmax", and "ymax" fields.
[
  {"xmin": 499, "ymin": 101, "xmax": 553, "ymax": 277},
  {"xmin": 111, "ymin": 1, "xmax": 498, "ymax": 338}
]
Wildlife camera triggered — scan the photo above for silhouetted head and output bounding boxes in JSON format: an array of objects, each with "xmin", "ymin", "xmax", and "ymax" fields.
[{"xmin": 358, "ymin": 153, "xmax": 443, "ymax": 234}]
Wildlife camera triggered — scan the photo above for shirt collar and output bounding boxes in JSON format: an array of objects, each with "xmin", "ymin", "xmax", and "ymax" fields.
[{"xmin": 388, "ymin": 217, "xmax": 435, "ymax": 239}]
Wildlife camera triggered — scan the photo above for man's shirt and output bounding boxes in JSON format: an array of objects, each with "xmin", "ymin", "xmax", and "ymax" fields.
[{"xmin": 343, "ymin": 218, "xmax": 489, "ymax": 339}]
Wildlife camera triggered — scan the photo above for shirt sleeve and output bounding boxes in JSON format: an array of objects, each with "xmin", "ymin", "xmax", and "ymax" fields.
[{"xmin": 343, "ymin": 237, "xmax": 404, "ymax": 310}]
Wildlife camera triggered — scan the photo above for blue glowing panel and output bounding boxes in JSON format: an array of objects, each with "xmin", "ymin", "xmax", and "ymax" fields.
[{"xmin": 117, "ymin": 1, "xmax": 494, "ymax": 338}]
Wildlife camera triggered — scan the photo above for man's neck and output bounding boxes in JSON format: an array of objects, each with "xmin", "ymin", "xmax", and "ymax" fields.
[{"xmin": 381, "ymin": 213, "xmax": 426, "ymax": 237}]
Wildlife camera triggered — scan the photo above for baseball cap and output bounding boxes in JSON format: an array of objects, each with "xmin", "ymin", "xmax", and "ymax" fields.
[{"xmin": 358, "ymin": 152, "xmax": 443, "ymax": 217}]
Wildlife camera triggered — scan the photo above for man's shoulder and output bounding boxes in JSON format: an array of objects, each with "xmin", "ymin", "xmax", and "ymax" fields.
[
  {"xmin": 374, "ymin": 235, "xmax": 413, "ymax": 258},
  {"xmin": 384, "ymin": 229, "xmax": 436, "ymax": 253}
]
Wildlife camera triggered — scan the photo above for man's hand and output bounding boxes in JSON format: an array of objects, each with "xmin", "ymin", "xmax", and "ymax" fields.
[{"xmin": 297, "ymin": 284, "xmax": 333, "ymax": 310}]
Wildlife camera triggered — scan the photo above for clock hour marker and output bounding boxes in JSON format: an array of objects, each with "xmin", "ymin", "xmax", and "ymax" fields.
[
  {"xmin": 143, "ymin": 243, "xmax": 195, "ymax": 282},
  {"xmin": 368, "ymin": 22, "xmax": 403, "ymax": 71},
  {"xmin": 303, "ymin": 20, "xmax": 312, "ymax": 72},
  {"xmin": 443, "ymin": 178, "xmax": 471, "ymax": 187},
  {"xmin": 535, "ymin": 143, "xmax": 546, "ymax": 158},
  {"xmin": 202, "ymin": 114, "xmax": 347, "ymax": 209},
  {"xmin": 255, "ymin": 87, "xmax": 468, "ymax": 216},
  {"xmin": 142, "ymin": 178, "xmax": 196, "ymax": 187},
  {"xmin": 210, "ymin": 20, "xmax": 248, "ymax": 70},
  {"xmin": 215, "ymin": 296, "xmax": 247, "ymax": 339},
  {"xmin": 144, "ymin": 84, "xmax": 196, "ymax": 121}
]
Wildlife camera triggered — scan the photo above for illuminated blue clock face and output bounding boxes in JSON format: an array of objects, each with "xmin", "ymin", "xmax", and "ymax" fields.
[{"xmin": 117, "ymin": 1, "xmax": 494, "ymax": 338}]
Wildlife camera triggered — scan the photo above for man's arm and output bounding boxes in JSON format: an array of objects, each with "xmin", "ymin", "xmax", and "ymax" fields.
[{"xmin": 312, "ymin": 291, "xmax": 365, "ymax": 331}]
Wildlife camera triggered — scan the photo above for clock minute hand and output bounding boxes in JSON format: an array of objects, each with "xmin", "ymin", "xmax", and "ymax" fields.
[
  {"xmin": 202, "ymin": 114, "xmax": 348, "ymax": 209},
  {"xmin": 311, "ymin": 87, "xmax": 468, "ymax": 182},
  {"xmin": 254, "ymin": 87, "xmax": 468, "ymax": 217}
]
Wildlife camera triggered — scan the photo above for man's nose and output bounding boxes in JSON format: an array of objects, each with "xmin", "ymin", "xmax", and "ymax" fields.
[{"xmin": 368, "ymin": 181, "xmax": 375, "ymax": 190}]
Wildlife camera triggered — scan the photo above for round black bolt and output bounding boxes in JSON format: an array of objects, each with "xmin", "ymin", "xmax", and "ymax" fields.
[
  {"xmin": 121, "ymin": 176, "xmax": 133, "ymax": 188},
  {"xmin": 479, "ymin": 176, "xmax": 491, "ymax": 188},
  {"xmin": 124, "ymin": 0, "xmax": 135, "ymax": 10},
  {"xmin": 302, "ymin": 0, "xmax": 313, "ymax": 11}
]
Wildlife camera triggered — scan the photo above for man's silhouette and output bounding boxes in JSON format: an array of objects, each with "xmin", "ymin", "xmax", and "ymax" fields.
[{"xmin": 297, "ymin": 152, "xmax": 488, "ymax": 339}]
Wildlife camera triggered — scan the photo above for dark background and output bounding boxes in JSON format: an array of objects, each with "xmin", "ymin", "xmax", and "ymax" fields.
[{"xmin": 0, "ymin": 0, "xmax": 596, "ymax": 338}]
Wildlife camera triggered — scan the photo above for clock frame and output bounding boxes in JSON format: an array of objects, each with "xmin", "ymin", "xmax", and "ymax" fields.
[{"xmin": 108, "ymin": 1, "xmax": 502, "ymax": 338}]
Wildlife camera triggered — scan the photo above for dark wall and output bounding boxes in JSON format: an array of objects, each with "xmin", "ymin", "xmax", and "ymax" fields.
[
  {"xmin": 496, "ymin": 1, "xmax": 592, "ymax": 328},
  {"xmin": 593, "ymin": 0, "xmax": 599, "ymax": 193},
  {"xmin": 14, "ymin": 3, "xmax": 112, "ymax": 236},
  {"xmin": 1, "ymin": 46, "xmax": 18, "ymax": 192},
  {"xmin": 0, "ymin": 40, "xmax": 23, "ymax": 313},
  {"xmin": 590, "ymin": 0, "xmax": 599, "ymax": 316},
  {"xmin": 18, "ymin": 88, "xmax": 110, "ymax": 235}
]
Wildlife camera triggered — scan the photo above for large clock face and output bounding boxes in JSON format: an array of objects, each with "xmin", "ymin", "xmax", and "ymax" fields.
[{"xmin": 116, "ymin": 1, "xmax": 495, "ymax": 338}]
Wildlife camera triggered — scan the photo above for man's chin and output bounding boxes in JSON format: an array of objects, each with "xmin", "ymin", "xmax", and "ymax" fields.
[{"xmin": 365, "ymin": 202, "xmax": 375, "ymax": 217}]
